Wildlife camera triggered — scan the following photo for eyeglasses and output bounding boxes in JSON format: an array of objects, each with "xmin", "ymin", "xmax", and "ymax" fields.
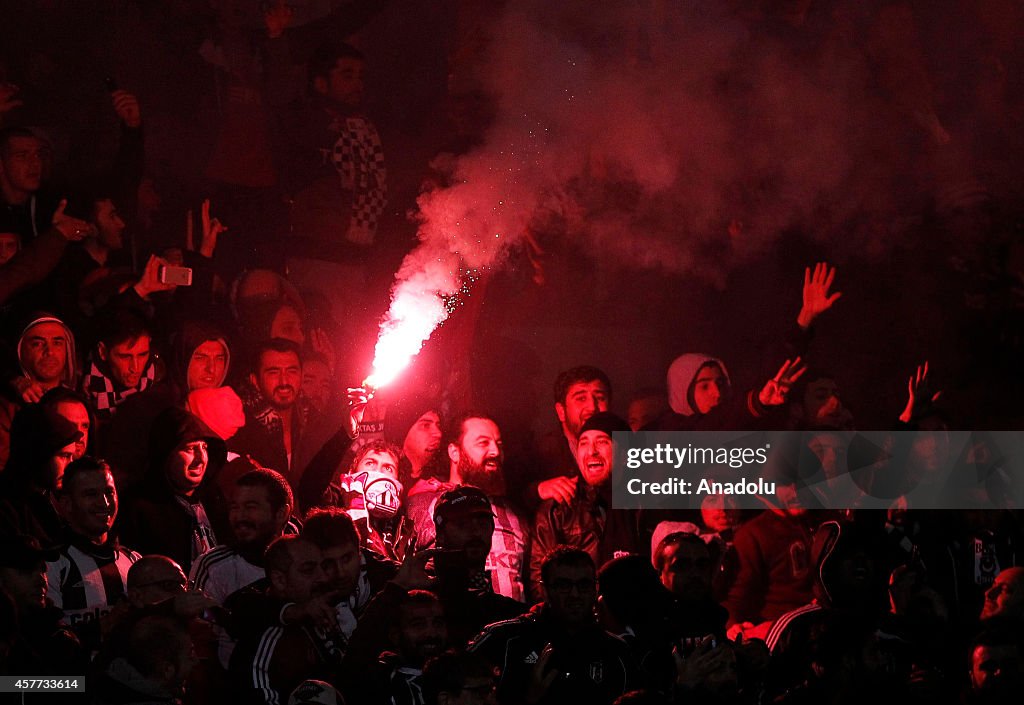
[{"xmin": 546, "ymin": 578, "xmax": 596, "ymax": 595}]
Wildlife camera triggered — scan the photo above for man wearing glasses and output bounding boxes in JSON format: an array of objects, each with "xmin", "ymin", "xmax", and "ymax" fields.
[{"xmin": 469, "ymin": 547, "xmax": 640, "ymax": 705}]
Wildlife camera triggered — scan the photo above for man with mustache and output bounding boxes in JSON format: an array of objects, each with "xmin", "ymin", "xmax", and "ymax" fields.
[
  {"xmin": 341, "ymin": 586, "xmax": 450, "ymax": 705},
  {"xmin": 117, "ymin": 408, "xmax": 227, "ymax": 574},
  {"xmin": 47, "ymin": 457, "xmax": 140, "ymax": 653},
  {"xmin": 530, "ymin": 412, "xmax": 638, "ymax": 599},
  {"xmin": 407, "ymin": 413, "xmax": 528, "ymax": 603},
  {"xmin": 190, "ymin": 467, "xmax": 295, "ymax": 667},
  {"xmin": 517, "ymin": 367, "xmax": 613, "ymax": 509},
  {"xmin": 232, "ymin": 338, "xmax": 338, "ymax": 489},
  {"xmin": 0, "ymin": 314, "xmax": 78, "ymax": 469}
]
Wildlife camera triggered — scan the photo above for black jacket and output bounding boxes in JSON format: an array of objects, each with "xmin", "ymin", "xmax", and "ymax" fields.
[
  {"xmin": 116, "ymin": 408, "xmax": 228, "ymax": 573},
  {"xmin": 530, "ymin": 481, "xmax": 640, "ymax": 598},
  {"xmin": 469, "ymin": 604, "xmax": 642, "ymax": 705}
]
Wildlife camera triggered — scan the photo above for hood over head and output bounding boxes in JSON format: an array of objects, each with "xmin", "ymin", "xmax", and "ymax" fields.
[
  {"xmin": 667, "ymin": 353, "xmax": 730, "ymax": 417},
  {"xmin": 170, "ymin": 319, "xmax": 231, "ymax": 392},
  {"xmin": 146, "ymin": 407, "xmax": 227, "ymax": 480},
  {"xmin": 812, "ymin": 519, "xmax": 887, "ymax": 609},
  {"xmin": 3, "ymin": 404, "xmax": 81, "ymax": 489},
  {"xmin": 17, "ymin": 313, "xmax": 77, "ymax": 388}
]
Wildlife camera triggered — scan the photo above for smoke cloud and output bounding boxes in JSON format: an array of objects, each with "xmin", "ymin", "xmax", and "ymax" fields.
[{"xmin": 368, "ymin": 0, "xmax": 1019, "ymax": 384}]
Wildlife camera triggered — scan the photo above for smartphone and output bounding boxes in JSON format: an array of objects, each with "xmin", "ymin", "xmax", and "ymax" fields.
[{"xmin": 158, "ymin": 264, "xmax": 193, "ymax": 286}]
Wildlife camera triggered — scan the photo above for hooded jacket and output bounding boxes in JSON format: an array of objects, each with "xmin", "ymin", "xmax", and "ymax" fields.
[
  {"xmin": 102, "ymin": 322, "xmax": 232, "ymax": 491},
  {"xmin": 0, "ymin": 314, "xmax": 78, "ymax": 468},
  {"xmin": 651, "ymin": 352, "xmax": 773, "ymax": 431},
  {"xmin": 0, "ymin": 404, "xmax": 81, "ymax": 544},
  {"xmin": 116, "ymin": 407, "xmax": 228, "ymax": 573},
  {"xmin": 17, "ymin": 314, "xmax": 78, "ymax": 388},
  {"xmin": 667, "ymin": 353, "xmax": 731, "ymax": 418},
  {"xmin": 168, "ymin": 319, "xmax": 231, "ymax": 394},
  {"xmin": 765, "ymin": 520, "xmax": 891, "ymax": 698}
]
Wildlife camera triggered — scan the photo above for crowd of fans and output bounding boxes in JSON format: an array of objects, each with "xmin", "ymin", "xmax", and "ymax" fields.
[{"xmin": 1, "ymin": 2, "xmax": 1023, "ymax": 705}]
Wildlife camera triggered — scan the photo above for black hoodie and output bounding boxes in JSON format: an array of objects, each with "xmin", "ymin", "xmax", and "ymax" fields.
[
  {"xmin": 0, "ymin": 404, "xmax": 81, "ymax": 545},
  {"xmin": 101, "ymin": 319, "xmax": 231, "ymax": 492},
  {"xmin": 116, "ymin": 407, "xmax": 227, "ymax": 573}
]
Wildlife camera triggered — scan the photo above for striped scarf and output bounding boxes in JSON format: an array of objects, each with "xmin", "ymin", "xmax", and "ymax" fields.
[{"xmin": 81, "ymin": 358, "xmax": 156, "ymax": 420}]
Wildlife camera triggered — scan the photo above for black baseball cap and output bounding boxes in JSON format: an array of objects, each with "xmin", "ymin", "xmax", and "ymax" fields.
[{"xmin": 433, "ymin": 485, "xmax": 493, "ymax": 528}]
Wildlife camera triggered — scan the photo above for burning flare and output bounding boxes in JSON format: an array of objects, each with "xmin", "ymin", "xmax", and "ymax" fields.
[{"xmin": 363, "ymin": 253, "xmax": 464, "ymax": 390}]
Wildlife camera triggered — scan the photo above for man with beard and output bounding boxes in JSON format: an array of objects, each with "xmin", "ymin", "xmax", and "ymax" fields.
[
  {"xmin": 408, "ymin": 414, "xmax": 528, "ymax": 602},
  {"xmin": 47, "ymin": 457, "xmax": 140, "ymax": 652},
  {"xmin": 382, "ymin": 394, "xmax": 444, "ymax": 489},
  {"xmin": 519, "ymin": 367, "xmax": 613, "ymax": 508},
  {"xmin": 430, "ymin": 486, "xmax": 524, "ymax": 643},
  {"xmin": 232, "ymin": 338, "xmax": 336, "ymax": 489},
  {"xmin": 341, "ymin": 587, "xmax": 450, "ymax": 705},
  {"xmin": 190, "ymin": 467, "xmax": 294, "ymax": 667},
  {"xmin": 530, "ymin": 412, "xmax": 639, "ymax": 598}
]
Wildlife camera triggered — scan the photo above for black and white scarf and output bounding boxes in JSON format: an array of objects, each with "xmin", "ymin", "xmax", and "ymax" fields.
[{"xmin": 81, "ymin": 358, "xmax": 156, "ymax": 419}]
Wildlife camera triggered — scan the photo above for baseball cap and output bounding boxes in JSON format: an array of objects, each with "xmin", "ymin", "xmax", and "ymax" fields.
[{"xmin": 433, "ymin": 485, "xmax": 493, "ymax": 528}]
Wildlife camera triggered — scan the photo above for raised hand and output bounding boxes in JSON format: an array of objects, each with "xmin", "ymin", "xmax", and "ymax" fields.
[
  {"xmin": 199, "ymin": 198, "xmax": 227, "ymax": 259},
  {"xmin": 345, "ymin": 386, "xmax": 373, "ymax": 437},
  {"xmin": 758, "ymin": 357, "xmax": 807, "ymax": 407},
  {"xmin": 51, "ymin": 199, "xmax": 93, "ymax": 241},
  {"xmin": 673, "ymin": 636, "xmax": 732, "ymax": 691},
  {"xmin": 285, "ymin": 589, "xmax": 347, "ymax": 631},
  {"xmin": 899, "ymin": 361, "xmax": 941, "ymax": 423},
  {"xmin": 111, "ymin": 90, "xmax": 141, "ymax": 128},
  {"xmin": 797, "ymin": 262, "xmax": 842, "ymax": 329},
  {"xmin": 133, "ymin": 254, "xmax": 177, "ymax": 299}
]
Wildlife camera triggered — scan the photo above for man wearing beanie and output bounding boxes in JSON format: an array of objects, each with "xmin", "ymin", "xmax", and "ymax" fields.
[
  {"xmin": 529, "ymin": 411, "xmax": 640, "ymax": 598},
  {"xmin": 0, "ymin": 403, "xmax": 82, "ymax": 545},
  {"xmin": 382, "ymin": 393, "xmax": 443, "ymax": 490}
]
